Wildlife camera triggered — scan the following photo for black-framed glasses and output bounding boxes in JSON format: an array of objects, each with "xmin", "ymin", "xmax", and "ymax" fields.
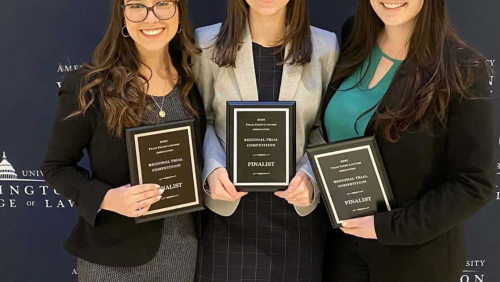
[{"xmin": 121, "ymin": 0, "xmax": 179, "ymax": 23}]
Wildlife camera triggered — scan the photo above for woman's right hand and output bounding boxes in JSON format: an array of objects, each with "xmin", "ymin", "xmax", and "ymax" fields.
[
  {"xmin": 207, "ymin": 168, "xmax": 247, "ymax": 201},
  {"xmin": 100, "ymin": 184, "xmax": 165, "ymax": 217}
]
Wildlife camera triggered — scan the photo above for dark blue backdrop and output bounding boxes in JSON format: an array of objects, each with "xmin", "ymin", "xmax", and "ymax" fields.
[{"xmin": 0, "ymin": 1, "xmax": 498, "ymax": 281}]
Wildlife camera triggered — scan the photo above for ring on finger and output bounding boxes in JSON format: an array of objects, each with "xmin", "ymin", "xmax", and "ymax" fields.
[
  {"xmin": 293, "ymin": 197, "xmax": 297, "ymax": 201},
  {"xmin": 138, "ymin": 201, "xmax": 142, "ymax": 211}
]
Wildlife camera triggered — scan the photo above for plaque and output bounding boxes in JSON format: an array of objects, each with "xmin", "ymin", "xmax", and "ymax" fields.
[
  {"xmin": 306, "ymin": 136, "xmax": 394, "ymax": 228},
  {"xmin": 226, "ymin": 101, "xmax": 296, "ymax": 192},
  {"xmin": 125, "ymin": 119, "xmax": 204, "ymax": 224}
]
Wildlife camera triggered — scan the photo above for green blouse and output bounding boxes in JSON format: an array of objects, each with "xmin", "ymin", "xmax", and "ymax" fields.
[{"xmin": 324, "ymin": 45, "xmax": 402, "ymax": 142}]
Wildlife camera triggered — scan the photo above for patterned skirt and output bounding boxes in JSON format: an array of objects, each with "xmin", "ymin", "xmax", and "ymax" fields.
[
  {"xmin": 196, "ymin": 192, "xmax": 328, "ymax": 282},
  {"xmin": 77, "ymin": 214, "xmax": 197, "ymax": 282}
]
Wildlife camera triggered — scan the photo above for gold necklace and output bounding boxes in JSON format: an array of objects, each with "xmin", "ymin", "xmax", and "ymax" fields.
[{"xmin": 150, "ymin": 76, "xmax": 168, "ymax": 118}]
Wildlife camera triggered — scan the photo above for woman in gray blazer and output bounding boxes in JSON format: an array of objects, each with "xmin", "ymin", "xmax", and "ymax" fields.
[{"xmin": 193, "ymin": 1, "xmax": 338, "ymax": 281}]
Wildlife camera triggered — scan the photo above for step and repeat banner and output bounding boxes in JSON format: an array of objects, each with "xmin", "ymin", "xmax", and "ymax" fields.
[{"xmin": 0, "ymin": 0, "xmax": 498, "ymax": 281}]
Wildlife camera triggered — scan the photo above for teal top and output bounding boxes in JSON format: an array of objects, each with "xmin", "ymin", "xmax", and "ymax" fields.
[{"xmin": 324, "ymin": 45, "xmax": 403, "ymax": 142}]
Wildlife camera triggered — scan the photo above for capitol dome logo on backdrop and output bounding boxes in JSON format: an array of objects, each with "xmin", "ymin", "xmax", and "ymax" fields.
[
  {"xmin": 0, "ymin": 151, "xmax": 74, "ymax": 209},
  {"xmin": 0, "ymin": 152, "xmax": 44, "ymax": 182}
]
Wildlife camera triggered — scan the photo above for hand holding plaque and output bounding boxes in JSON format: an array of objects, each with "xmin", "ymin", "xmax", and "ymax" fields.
[
  {"xmin": 206, "ymin": 167, "xmax": 247, "ymax": 201},
  {"xmin": 226, "ymin": 101, "xmax": 296, "ymax": 192},
  {"xmin": 101, "ymin": 183, "xmax": 164, "ymax": 218},
  {"xmin": 125, "ymin": 119, "xmax": 204, "ymax": 224},
  {"xmin": 307, "ymin": 136, "xmax": 394, "ymax": 228}
]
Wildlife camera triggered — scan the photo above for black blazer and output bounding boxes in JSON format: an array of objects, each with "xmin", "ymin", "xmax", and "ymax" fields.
[
  {"xmin": 321, "ymin": 17, "xmax": 496, "ymax": 282},
  {"xmin": 41, "ymin": 69, "xmax": 206, "ymax": 267}
]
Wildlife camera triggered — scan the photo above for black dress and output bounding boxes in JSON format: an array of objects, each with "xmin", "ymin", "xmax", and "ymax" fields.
[{"xmin": 195, "ymin": 43, "xmax": 327, "ymax": 282}]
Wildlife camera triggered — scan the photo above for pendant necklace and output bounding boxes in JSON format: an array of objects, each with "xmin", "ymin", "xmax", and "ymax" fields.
[{"xmin": 151, "ymin": 77, "xmax": 168, "ymax": 118}]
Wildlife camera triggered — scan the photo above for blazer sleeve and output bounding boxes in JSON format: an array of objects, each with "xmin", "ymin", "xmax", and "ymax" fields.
[
  {"xmin": 374, "ymin": 62, "xmax": 496, "ymax": 246},
  {"xmin": 193, "ymin": 28, "xmax": 240, "ymax": 217},
  {"xmin": 295, "ymin": 31, "xmax": 340, "ymax": 216},
  {"xmin": 192, "ymin": 32, "xmax": 227, "ymax": 182},
  {"xmin": 41, "ymin": 71, "xmax": 112, "ymax": 228},
  {"xmin": 188, "ymin": 83, "xmax": 207, "ymax": 168}
]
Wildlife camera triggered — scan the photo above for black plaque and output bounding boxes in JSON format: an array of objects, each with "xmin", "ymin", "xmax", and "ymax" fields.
[
  {"xmin": 307, "ymin": 136, "xmax": 394, "ymax": 228},
  {"xmin": 226, "ymin": 101, "xmax": 296, "ymax": 192},
  {"xmin": 125, "ymin": 119, "xmax": 204, "ymax": 224}
]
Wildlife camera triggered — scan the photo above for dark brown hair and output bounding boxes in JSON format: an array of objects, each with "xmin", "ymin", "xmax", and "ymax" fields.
[
  {"xmin": 332, "ymin": 0, "xmax": 488, "ymax": 142},
  {"xmin": 213, "ymin": 0, "xmax": 312, "ymax": 67},
  {"xmin": 70, "ymin": 0, "xmax": 199, "ymax": 137}
]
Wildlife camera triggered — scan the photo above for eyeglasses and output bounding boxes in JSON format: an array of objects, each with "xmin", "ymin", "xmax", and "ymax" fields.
[{"xmin": 121, "ymin": 0, "xmax": 179, "ymax": 23}]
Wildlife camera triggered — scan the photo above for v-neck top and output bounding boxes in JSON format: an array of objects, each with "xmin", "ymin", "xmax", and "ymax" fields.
[
  {"xmin": 252, "ymin": 42, "xmax": 285, "ymax": 102},
  {"xmin": 324, "ymin": 45, "xmax": 402, "ymax": 142}
]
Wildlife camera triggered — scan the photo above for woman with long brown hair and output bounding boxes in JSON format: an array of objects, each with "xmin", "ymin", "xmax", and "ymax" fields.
[
  {"xmin": 321, "ymin": 0, "xmax": 495, "ymax": 281},
  {"xmin": 41, "ymin": 0, "xmax": 205, "ymax": 281},
  {"xmin": 193, "ymin": 0, "xmax": 338, "ymax": 281}
]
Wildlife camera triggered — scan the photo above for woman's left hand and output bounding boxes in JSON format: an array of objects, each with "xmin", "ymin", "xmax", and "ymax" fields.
[
  {"xmin": 274, "ymin": 171, "xmax": 313, "ymax": 206},
  {"xmin": 340, "ymin": 216, "xmax": 378, "ymax": 240}
]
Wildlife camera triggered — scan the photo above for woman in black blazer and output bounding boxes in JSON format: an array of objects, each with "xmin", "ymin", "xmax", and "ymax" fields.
[
  {"xmin": 41, "ymin": 0, "xmax": 205, "ymax": 281},
  {"xmin": 321, "ymin": 1, "xmax": 495, "ymax": 282}
]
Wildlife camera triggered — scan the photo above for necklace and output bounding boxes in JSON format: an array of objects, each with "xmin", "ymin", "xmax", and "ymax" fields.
[
  {"xmin": 151, "ymin": 95, "xmax": 167, "ymax": 118},
  {"xmin": 150, "ymin": 77, "xmax": 168, "ymax": 118}
]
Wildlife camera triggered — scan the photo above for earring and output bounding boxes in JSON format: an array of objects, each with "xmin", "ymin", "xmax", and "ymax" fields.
[
  {"xmin": 122, "ymin": 26, "xmax": 130, "ymax": 38},
  {"xmin": 177, "ymin": 25, "xmax": 182, "ymax": 34}
]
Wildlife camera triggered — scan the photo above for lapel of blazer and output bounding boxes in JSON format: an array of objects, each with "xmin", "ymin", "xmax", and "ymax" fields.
[
  {"xmin": 278, "ymin": 42, "xmax": 304, "ymax": 101},
  {"xmin": 234, "ymin": 22, "xmax": 259, "ymax": 101}
]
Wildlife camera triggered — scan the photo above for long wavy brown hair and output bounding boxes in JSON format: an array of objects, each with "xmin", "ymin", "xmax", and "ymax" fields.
[
  {"xmin": 332, "ymin": 0, "xmax": 489, "ymax": 142},
  {"xmin": 70, "ymin": 0, "xmax": 199, "ymax": 137},
  {"xmin": 213, "ymin": 0, "xmax": 312, "ymax": 67}
]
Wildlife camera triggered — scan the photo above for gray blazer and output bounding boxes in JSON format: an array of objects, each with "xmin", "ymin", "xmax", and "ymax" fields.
[{"xmin": 193, "ymin": 22, "xmax": 339, "ymax": 217}]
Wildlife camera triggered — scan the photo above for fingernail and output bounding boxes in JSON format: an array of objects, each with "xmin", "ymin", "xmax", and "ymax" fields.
[
  {"xmin": 157, "ymin": 195, "xmax": 162, "ymax": 200},
  {"xmin": 155, "ymin": 184, "xmax": 161, "ymax": 189},
  {"xmin": 342, "ymin": 222, "xmax": 348, "ymax": 228},
  {"xmin": 159, "ymin": 189, "xmax": 165, "ymax": 194}
]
